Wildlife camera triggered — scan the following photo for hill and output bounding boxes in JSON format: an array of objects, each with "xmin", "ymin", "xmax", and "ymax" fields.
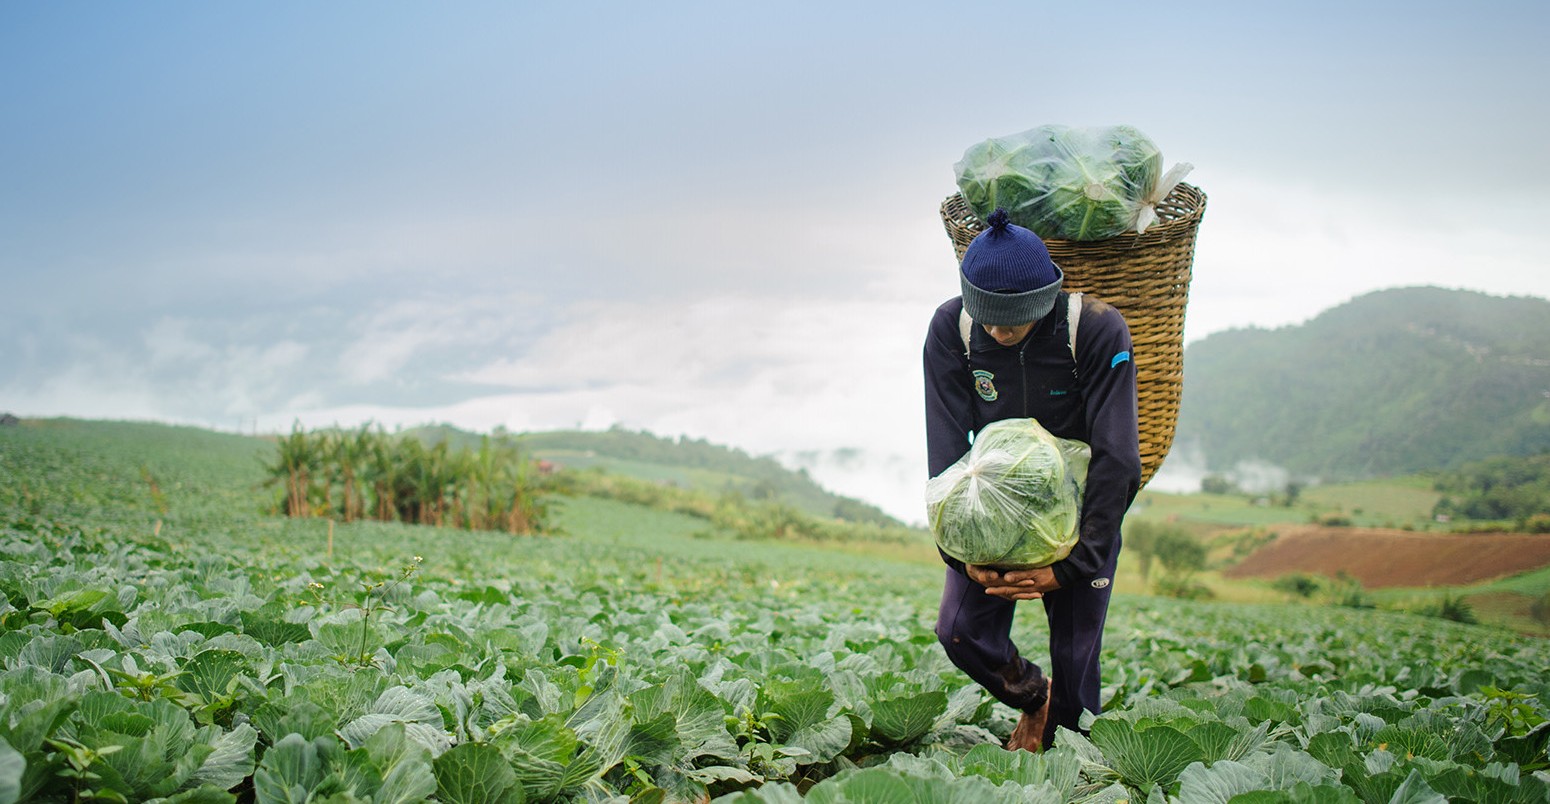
[
  {"xmin": 1174, "ymin": 286, "xmax": 1550, "ymax": 480},
  {"xmin": 412, "ymin": 423, "xmax": 903, "ymax": 526}
]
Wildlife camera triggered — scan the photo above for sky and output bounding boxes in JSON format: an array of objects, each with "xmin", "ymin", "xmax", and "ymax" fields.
[{"xmin": 3, "ymin": 1, "xmax": 1548, "ymax": 524}]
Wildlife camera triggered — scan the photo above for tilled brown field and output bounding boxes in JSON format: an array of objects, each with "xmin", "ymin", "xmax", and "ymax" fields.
[{"xmin": 1223, "ymin": 525, "xmax": 1550, "ymax": 588}]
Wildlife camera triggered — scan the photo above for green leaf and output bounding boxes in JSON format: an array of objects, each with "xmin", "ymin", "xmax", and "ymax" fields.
[
  {"xmin": 179, "ymin": 622, "xmax": 238, "ymax": 639},
  {"xmin": 1251, "ymin": 743, "xmax": 1340, "ymax": 790},
  {"xmin": 189, "ymin": 724, "xmax": 258, "ymax": 791},
  {"xmin": 766, "ymin": 687, "xmax": 832, "ymax": 741},
  {"xmin": 0, "ymin": 690, "xmax": 76, "ymax": 758},
  {"xmin": 1498, "ymin": 721, "xmax": 1550, "ymax": 771},
  {"xmin": 806, "ymin": 766, "xmax": 1028, "ymax": 804},
  {"xmin": 431, "ymin": 742, "xmax": 523, "ymax": 804},
  {"xmin": 685, "ymin": 764, "xmax": 760, "ymax": 785},
  {"xmin": 238, "ymin": 613, "xmax": 310, "ymax": 645},
  {"xmin": 338, "ymin": 686, "xmax": 449, "ymax": 756},
  {"xmin": 783, "ymin": 716, "xmax": 851, "ymax": 765},
  {"xmin": 177, "ymin": 650, "xmax": 250, "ymax": 704},
  {"xmin": 1245, "ymin": 695, "xmax": 1298, "ymax": 725},
  {"xmin": 1187, "ymin": 720, "xmax": 1243, "ymax": 763},
  {"xmin": 33, "ymin": 588, "xmax": 116, "ymax": 630},
  {"xmin": 152, "ymin": 785, "xmax": 240, "ymax": 803},
  {"xmin": 958, "ymin": 743, "xmax": 1080, "ymax": 790},
  {"xmin": 360, "ymin": 722, "xmax": 431, "ymax": 777},
  {"xmin": 1227, "ymin": 782, "xmax": 1361, "ymax": 803},
  {"xmin": 0, "ymin": 736, "xmax": 22, "ymax": 804},
  {"xmin": 252, "ymin": 733, "xmax": 327, "ymax": 804},
  {"xmin": 15, "ymin": 634, "xmax": 83, "ymax": 673},
  {"xmin": 500, "ymin": 715, "xmax": 574, "ymax": 799},
  {"xmin": 713, "ymin": 780, "xmax": 804, "ymax": 804},
  {"xmin": 330, "ymin": 747, "xmax": 385, "ymax": 801},
  {"xmin": 86, "ymin": 698, "xmax": 204, "ymax": 799},
  {"xmin": 311, "ymin": 609, "xmax": 381, "ymax": 660},
  {"xmin": 375, "ymin": 752, "xmax": 438, "ymax": 804},
  {"xmin": 1386, "ymin": 769, "xmax": 1448, "ymax": 804},
  {"xmin": 1088, "ymin": 717, "xmax": 1206, "ymax": 791},
  {"xmin": 621, "ymin": 711, "xmax": 679, "ymax": 768},
  {"xmin": 519, "ymin": 668, "xmax": 563, "ymax": 716},
  {"xmin": 870, "ymin": 691, "xmax": 947, "ymax": 745},
  {"xmin": 1373, "ymin": 725, "xmax": 1452, "ymax": 763},
  {"xmin": 1421, "ymin": 762, "xmax": 1546, "ymax": 804},
  {"xmin": 628, "ymin": 671, "xmax": 738, "ymax": 762},
  {"xmin": 251, "ymin": 699, "xmax": 336, "ymax": 744},
  {"xmin": 1179, "ymin": 759, "xmax": 1270, "ymax": 803},
  {"xmin": 1306, "ymin": 732, "xmax": 1358, "ymax": 770}
]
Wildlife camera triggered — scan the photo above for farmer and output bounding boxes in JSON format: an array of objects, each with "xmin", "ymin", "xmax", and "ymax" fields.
[{"xmin": 923, "ymin": 208, "xmax": 1142, "ymax": 751}]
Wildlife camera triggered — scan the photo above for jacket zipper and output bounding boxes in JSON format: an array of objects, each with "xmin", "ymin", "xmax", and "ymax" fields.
[{"xmin": 1018, "ymin": 338, "xmax": 1031, "ymax": 416}]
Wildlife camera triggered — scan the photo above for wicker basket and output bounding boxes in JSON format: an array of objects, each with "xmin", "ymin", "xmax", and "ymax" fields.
[{"xmin": 939, "ymin": 183, "xmax": 1207, "ymax": 487}]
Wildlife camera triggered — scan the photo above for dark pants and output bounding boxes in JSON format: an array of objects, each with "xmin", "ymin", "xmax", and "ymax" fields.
[{"xmin": 935, "ymin": 553, "xmax": 1116, "ymax": 745}]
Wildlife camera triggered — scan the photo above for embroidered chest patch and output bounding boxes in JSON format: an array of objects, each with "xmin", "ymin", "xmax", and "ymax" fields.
[{"xmin": 972, "ymin": 370, "xmax": 998, "ymax": 402}]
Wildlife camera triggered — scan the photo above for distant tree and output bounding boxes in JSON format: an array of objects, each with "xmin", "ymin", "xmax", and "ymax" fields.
[
  {"xmin": 1282, "ymin": 481, "xmax": 1302, "ymax": 508},
  {"xmin": 1154, "ymin": 527, "xmax": 1207, "ymax": 579},
  {"xmin": 1123, "ymin": 521, "xmax": 1159, "ymax": 585},
  {"xmin": 1273, "ymin": 573, "xmax": 1322, "ymax": 599},
  {"xmin": 1531, "ymin": 591, "xmax": 1550, "ymax": 626},
  {"xmin": 1200, "ymin": 474, "xmax": 1237, "ymax": 495},
  {"xmin": 1125, "ymin": 521, "xmax": 1207, "ymax": 596}
]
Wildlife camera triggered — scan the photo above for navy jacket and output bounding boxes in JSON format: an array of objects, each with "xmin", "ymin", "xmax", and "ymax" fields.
[{"xmin": 923, "ymin": 293, "xmax": 1142, "ymax": 588}]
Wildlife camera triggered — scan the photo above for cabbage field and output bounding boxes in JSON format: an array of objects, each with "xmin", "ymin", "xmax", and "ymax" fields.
[{"xmin": 2, "ymin": 420, "xmax": 1549, "ymax": 803}]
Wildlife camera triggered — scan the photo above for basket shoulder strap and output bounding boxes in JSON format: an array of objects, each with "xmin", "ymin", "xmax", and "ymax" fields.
[
  {"xmin": 958, "ymin": 306, "xmax": 973, "ymax": 359},
  {"xmin": 1067, "ymin": 292, "xmax": 1082, "ymax": 363}
]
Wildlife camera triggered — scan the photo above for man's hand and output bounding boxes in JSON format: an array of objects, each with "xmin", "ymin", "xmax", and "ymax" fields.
[{"xmin": 966, "ymin": 564, "xmax": 1062, "ymax": 601}]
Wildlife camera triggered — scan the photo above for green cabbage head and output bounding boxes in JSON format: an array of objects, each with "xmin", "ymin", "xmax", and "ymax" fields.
[
  {"xmin": 926, "ymin": 418, "xmax": 1091, "ymax": 568},
  {"xmin": 953, "ymin": 124, "xmax": 1163, "ymax": 241}
]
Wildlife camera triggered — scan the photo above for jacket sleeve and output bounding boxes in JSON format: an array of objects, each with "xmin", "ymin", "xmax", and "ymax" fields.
[
  {"xmin": 923, "ymin": 302, "xmax": 976, "ymax": 573},
  {"xmin": 1049, "ymin": 300, "xmax": 1142, "ymax": 588}
]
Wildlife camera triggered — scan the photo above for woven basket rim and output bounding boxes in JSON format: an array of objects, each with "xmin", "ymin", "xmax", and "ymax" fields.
[{"xmin": 941, "ymin": 182, "xmax": 1207, "ymax": 254}]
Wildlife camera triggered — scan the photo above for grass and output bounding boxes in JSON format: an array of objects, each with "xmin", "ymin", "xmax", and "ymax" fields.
[
  {"xmin": 1299, "ymin": 475, "xmax": 1443, "ymax": 529},
  {"xmin": 1136, "ymin": 474, "xmax": 1452, "ymax": 532}
]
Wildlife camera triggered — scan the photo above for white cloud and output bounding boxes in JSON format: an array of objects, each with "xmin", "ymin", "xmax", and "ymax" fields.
[
  {"xmin": 333, "ymin": 295, "xmax": 537, "ymax": 385},
  {"xmin": 145, "ymin": 318, "xmax": 217, "ymax": 367},
  {"xmin": 1178, "ymin": 175, "xmax": 1550, "ymax": 342}
]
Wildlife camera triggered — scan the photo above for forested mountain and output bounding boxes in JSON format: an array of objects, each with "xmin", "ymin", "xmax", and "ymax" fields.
[{"xmin": 1174, "ymin": 286, "xmax": 1550, "ymax": 479}]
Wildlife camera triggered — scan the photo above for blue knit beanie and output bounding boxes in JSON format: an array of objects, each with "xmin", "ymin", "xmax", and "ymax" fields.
[{"xmin": 960, "ymin": 208, "xmax": 1064, "ymax": 326}]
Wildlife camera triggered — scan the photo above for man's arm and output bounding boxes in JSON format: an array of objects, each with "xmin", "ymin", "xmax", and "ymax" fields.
[
  {"xmin": 923, "ymin": 301, "xmax": 978, "ymax": 574},
  {"xmin": 1048, "ymin": 300, "xmax": 1142, "ymax": 588}
]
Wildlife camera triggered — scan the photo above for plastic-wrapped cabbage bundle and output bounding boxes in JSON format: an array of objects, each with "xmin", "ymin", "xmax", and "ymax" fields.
[
  {"xmin": 953, "ymin": 124, "xmax": 1192, "ymax": 241},
  {"xmin": 926, "ymin": 418, "xmax": 1091, "ymax": 568}
]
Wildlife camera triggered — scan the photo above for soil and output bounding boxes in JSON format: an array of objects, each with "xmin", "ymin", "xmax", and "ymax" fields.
[{"xmin": 1222, "ymin": 525, "xmax": 1550, "ymax": 588}]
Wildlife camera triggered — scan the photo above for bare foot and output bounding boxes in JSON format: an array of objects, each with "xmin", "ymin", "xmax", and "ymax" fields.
[{"xmin": 1004, "ymin": 676, "xmax": 1052, "ymax": 752}]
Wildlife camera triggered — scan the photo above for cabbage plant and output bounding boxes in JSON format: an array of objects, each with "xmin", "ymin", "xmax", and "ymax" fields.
[{"xmin": 926, "ymin": 418, "xmax": 1090, "ymax": 568}]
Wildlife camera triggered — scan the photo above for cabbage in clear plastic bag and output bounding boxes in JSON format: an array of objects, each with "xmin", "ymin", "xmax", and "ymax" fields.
[
  {"xmin": 953, "ymin": 124, "xmax": 1191, "ymax": 241},
  {"xmin": 926, "ymin": 418, "xmax": 1091, "ymax": 568}
]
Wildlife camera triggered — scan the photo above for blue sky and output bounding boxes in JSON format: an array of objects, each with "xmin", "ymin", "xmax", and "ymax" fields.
[{"xmin": 4, "ymin": 1, "xmax": 1547, "ymax": 521}]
